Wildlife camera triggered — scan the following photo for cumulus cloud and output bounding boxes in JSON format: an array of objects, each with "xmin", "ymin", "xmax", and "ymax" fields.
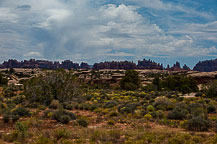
[{"xmin": 0, "ymin": 0, "xmax": 216, "ymax": 65}]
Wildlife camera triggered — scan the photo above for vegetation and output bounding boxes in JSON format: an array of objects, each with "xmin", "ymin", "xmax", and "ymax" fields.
[
  {"xmin": 120, "ymin": 70, "xmax": 141, "ymax": 90},
  {"xmin": 0, "ymin": 73, "xmax": 8, "ymax": 85},
  {"xmin": 153, "ymin": 75, "xmax": 198, "ymax": 93},
  {"xmin": 24, "ymin": 71, "xmax": 81, "ymax": 105},
  {"xmin": 1, "ymin": 69, "xmax": 217, "ymax": 143},
  {"xmin": 204, "ymin": 80, "xmax": 217, "ymax": 98}
]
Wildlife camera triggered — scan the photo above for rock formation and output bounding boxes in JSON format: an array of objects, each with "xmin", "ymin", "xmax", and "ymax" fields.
[{"xmin": 193, "ymin": 59, "xmax": 217, "ymax": 72}]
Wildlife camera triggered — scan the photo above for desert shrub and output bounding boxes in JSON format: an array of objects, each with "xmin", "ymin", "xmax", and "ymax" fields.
[
  {"xmin": 153, "ymin": 75, "xmax": 198, "ymax": 93},
  {"xmin": 12, "ymin": 107, "xmax": 31, "ymax": 117},
  {"xmin": 52, "ymin": 109, "xmax": 76, "ymax": 123},
  {"xmin": 53, "ymin": 128, "xmax": 71, "ymax": 141},
  {"xmin": 120, "ymin": 70, "xmax": 141, "ymax": 90},
  {"xmin": 147, "ymin": 105, "xmax": 155, "ymax": 112},
  {"xmin": 191, "ymin": 107, "xmax": 206, "ymax": 117},
  {"xmin": 65, "ymin": 104, "xmax": 74, "ymax": 110},
  {"xmin": 144, "ymin": 113, "xmax": 152, "ymax": 120},
  {"xmin": 24, "ymin": 71, "xmax": 81, "ymax": 105},
  {"xmin": 3, "ymin": 120, "xmax": 30, "ymax": 142},
  {"xmin": 118, "ymin": 103, "xmax": 139, "ymax": 114},
  {"xmin": 89, "ymin": 105, "xmax": 97, "ymax": 111},
  {"xmin": 157, "ymin": 110, "xmax": 165, "ymax": 119},
  {"xmin": 60, "ymin": 115, "xmax": 71, "ymax": 124},
  {"xmin": 188, "ymin": 103, "xmax": 206, "ymax": 117},
  {"xmin": 103, "ymin": 101, "xmax": 118, "ymax": 108},
  {"xmin": 185, "ymin": 116, "xmax": 210, "ymax": 131},
  {"xmin": 203, "ymin": 81, "xmax": 217, "ymax": 98},
  {"xmin": 195, "ymin": 92, "xmax": 203, "ymax": 97},
  {"xmin": 150, "ymin": 111, "xmax": 158, "ymax": 119},
  {"xmin": 142, "ymin": 84, "xmax": 157, "ymax": 92},
  {"xmin": 141, "ymin": 110, "xmax": 148, "ymax": 116},
  {"xmin": 109, "ymin": 111, "xmax": 119, "ymax": 117},
  {"xmin": 168, "ymin": 107, "xmax": 188, "ymax": 120},
  {"xmin": 12, "ymin": 115, "xmax": 20, "ymax": 122},
  {"xmin": 11, "ymin": 95, "xmax": 26, "ymax": 105},
  {"xmin": 0, "ymin": 73, "xmax": 8, "ymax": 85},
  {"xmin": 43, "ymin": 110, "xmax": 53, "ymax": 118},
  {"xmin": 3, "ymin": 114, "xmax": 10, "ymax": 123},
  {"xmin": 27, "ymin": 102, "xmax": 40, "ymax": 108},
  {"xmin": 207, "ymin": 105, "xmax": 216, "ymax": 114},
  {"xmin": 36, "ymin": 135, "xmax": 53, "ymax": 144},
  {"xmin": 77, "ymin": 119, "xmax": 88, "ymax": 127},
  {"xmin": 3, "ymin": 131, "xmax": 19, "ymax": 143},
  {"xmin": 14, "ymin": 121, "xmax": 30, "ymax": 142},
  {"xmin": 107, "ymin": 120, "xmax": 115, "ymax": 125},
  {"xmin": 90, "ymin": 130, "xmax": 121, "ymax": 143},
  {"xmin": 3, "ymin": 85, "xmax": 19, "ymax": 98},
  {"xmin": 154, "ymin": 96, "xmax": 173, "ymax": 110},
  {"xmin": 49, "ymin": 100, "xmax": 60, "ymax": 109},
  {"xmin": 214, "ymin": 120, "xmax": 217, "ymax": 132},
  {"xmin": 38, "ymin": 105, "xmax": 46, "ymax": 110},
  {"xmin": 84, "ymin": 94, "xmax": 92, "ymax": 101}
]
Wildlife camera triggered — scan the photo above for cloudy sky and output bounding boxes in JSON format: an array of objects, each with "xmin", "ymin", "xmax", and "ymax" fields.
[{"xmin": 0, "ymin": 0, "xmax": 217, "ymax": 67}]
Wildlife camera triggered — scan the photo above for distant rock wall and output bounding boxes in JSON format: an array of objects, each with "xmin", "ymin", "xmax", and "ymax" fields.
[
  {"xmin": 0, "ymin": 58, "xmax": 192, "ymax": 71},
  {"xmin": 1, "ymin": 59, "xmax": 90, "ymax": 70},
  {"xmin": 193, "ymin": 59, "xmax": 217, "ymax": 72}
]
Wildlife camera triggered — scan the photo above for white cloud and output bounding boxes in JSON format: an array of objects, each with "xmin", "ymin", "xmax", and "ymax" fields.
[
  {"xmin": 169, "ymin": 21, "xmax": 217, "ymax": 42},
  {"xmin": 131, "ymin": 0, "xmax": 214, "ymax": 19},
  {"xmin": 37, "ymin": 9, "xmax": 71, "ymax": 29},
  {"xmin": 24, "ymin": 52, "xmax": 42, "ymax": 57},
  {"xmin": 0, "ymin": 8, "xmax": 18, "ymax": 23},
  {"xmin": 0, "ymin": 0, "xmax": 216, "ymax": 64}
]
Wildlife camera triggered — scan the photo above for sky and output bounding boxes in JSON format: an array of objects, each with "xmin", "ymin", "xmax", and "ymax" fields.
[{"xmin": 0, "ymin": 0, "xmax": 217, "ymax": 68}]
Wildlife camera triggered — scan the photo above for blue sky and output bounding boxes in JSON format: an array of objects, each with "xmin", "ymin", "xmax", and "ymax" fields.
[{"xmin": 0, "ymin": 0, "xmax": 217, "ymax": 68}]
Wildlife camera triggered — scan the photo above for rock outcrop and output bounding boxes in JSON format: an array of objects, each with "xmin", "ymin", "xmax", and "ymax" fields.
[
  {"xmin": 1, "ymin": 59, "xmax": 90, "ymax": 70},
  {"xmin": 193, "ymin": 59, "xmax": 217, "ymax": 72},
  {"xmin": 137, "ymin": 59, "xmax": 163, "ymax": 70}
]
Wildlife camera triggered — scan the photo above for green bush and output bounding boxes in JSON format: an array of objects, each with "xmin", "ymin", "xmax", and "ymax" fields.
[
  {"xmin": 153, "ymin": 75, "xmax": 198, "ymax": 93},
  {"xmin": 142, "ymin": 84, "xmax": 157, "ymax": 92},
  {"xmin": 3, "ymin": 114, "xmax": 10, "ymax": 123},
  {"xmin": 49, "ymin": 100, "xmax": 60, "ymax": 109},
  {"xmin": 185, "ymin": 116, "xmax": 210, "ymax": 131},
  {"xmin": 147, "ymin": 105, "xmax": 155, "ymax": 112},
  {"xmin": 12, "ymin": 115, "xmax": 20, "ymax": 122},
  {"xmin": 107, "ymin": 120, "xmax": 115, "ymax": 125},
  {"xmin": 157, "ymin": 110, "xmax": 165, "ymax": 119},
  {"xmin": 204, "ymin": 81, "xmax": 217, "ymax": 98},
  {"xmin": 24, "ymin": 71, "xmax": 81, "ymax": 105},
  {"xmin": 36, "ymin": 136, "xmax": 53, "ymax": 144},
  {"xmin": 109, "ymin": 111, "xmax": 119, "ymax": 117},
  {"xmin": 168, "ymin": 107, "xmax": 188, "ymax": 120},
  {"xmin": 104, "ymin": 101, "xmax": 118, "ymax": 108},
  {"xmin": 120, "ymin": 70, "xmax": 141, "ymax": 90},
  {"xmin": 60, "ymin": 115, "xmax": 71, "ymax": 124},
  {"xmin": 188, "ymin": 103, "xmax": 206, "ymax": 117},
  {"xmin": 77, "ymin": 119, "xmax": 88, "ymax": 127},
  {"xmin": 12, "ymin": 107, "xmax": 31, "ymax": 117},
  {"xmin": 214, "ymin": 120, "xmax": 217, "ymax": 132},
  {"xmin": 150, "ymin": 111, "xmax": 158, "ymax": 119},
  {"xmin": 0, "ymin": 73, "xmax": 8, "ymax": 85},
  {"xmin": 15, "ymin": 121, "xmax": 29, "ymax": 141},
  {"xmin": 43, "ymin": 110, "xmax": 53, "ymax": 118},
  {"xmin": 53, "ymin": 128, "xmax": 71, "ymax": 141},
  {"xmin": 65, "ymin": 104, "xmax": 74, "ymax": 110},
  {"xmin": 207, "ymin": 105, "xmax": 216, "ymax": 113},
  {"xmin": 154, "ymin": 97, "xmax": 173, "ymax": 110},
  {"xmin": 52, "ymin": 109, "xmax": 76, "ymax": 123},
  {"xmin": 118, "ymin": 103, "xmax": 139, "ymax": 114}
]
